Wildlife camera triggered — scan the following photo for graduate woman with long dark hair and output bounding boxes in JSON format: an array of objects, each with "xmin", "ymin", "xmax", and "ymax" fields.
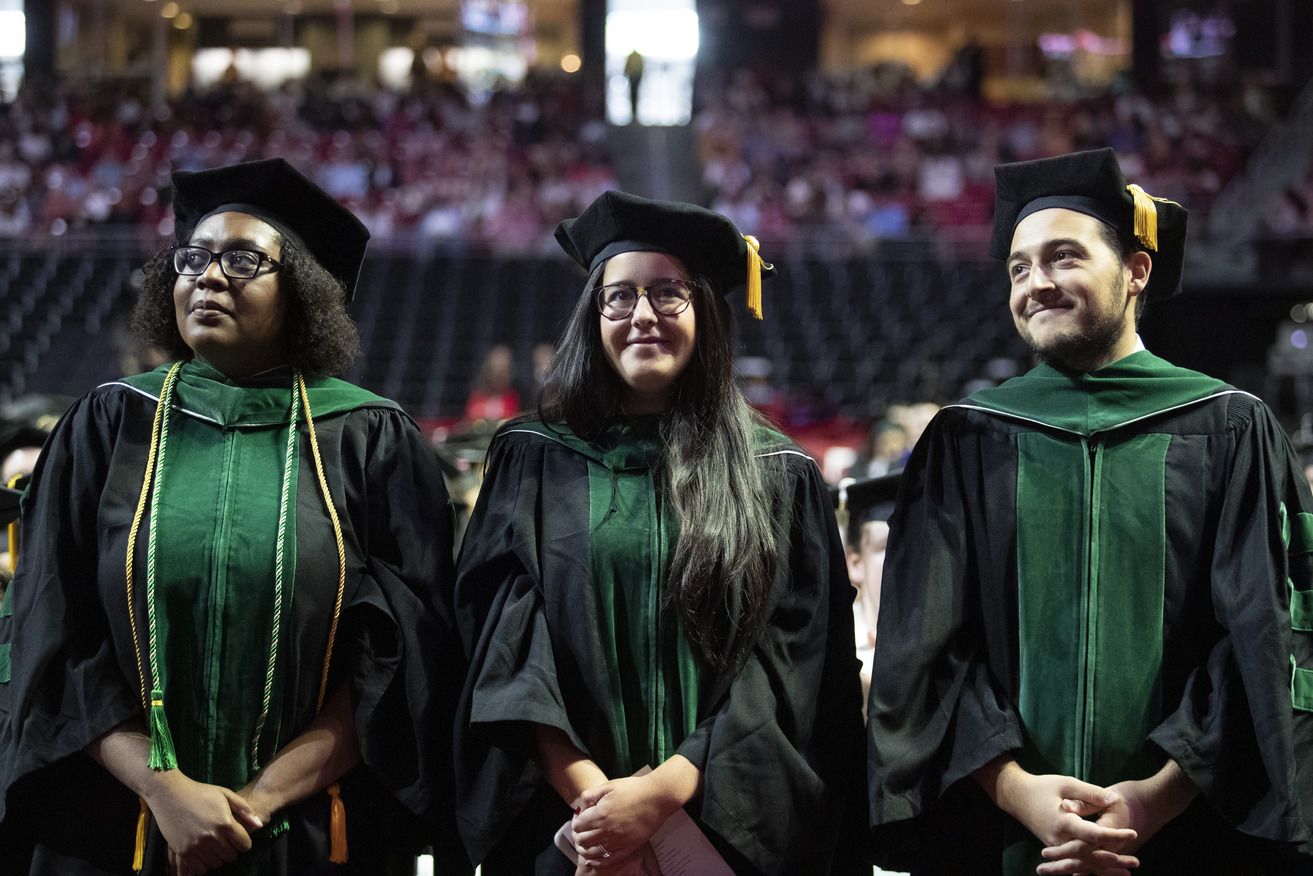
[
  {"xmin": 452, "ymin": 192, "xmax": 866, "ymax": 875},
  {"xmin": 0, "ymin": 159, "xmax": 466, "ymax": 875}
]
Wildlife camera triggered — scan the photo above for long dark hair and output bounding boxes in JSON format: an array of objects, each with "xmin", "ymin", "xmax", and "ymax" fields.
[
  {"xmin": 132, "ymin": 241, "xmax": 361, "ymax": 376},
  {"xmin": 539, "ymin": 264, "xmax": 778, "ymax": 672}
]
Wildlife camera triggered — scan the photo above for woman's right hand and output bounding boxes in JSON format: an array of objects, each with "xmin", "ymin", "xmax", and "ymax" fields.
[
  {"xmin": 574, "ymin": 843, "xmax": 660, "ymax": 875},
  {"xmin": 146, "ymin": 770, "xmax": 263, "ymax": 874}
]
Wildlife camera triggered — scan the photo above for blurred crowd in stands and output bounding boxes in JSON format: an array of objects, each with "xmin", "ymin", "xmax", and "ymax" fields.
[
  {"xmin": 1258, "ymin": 162, "xmax": 1313, "ymax": 279},
  {"xmin": 0, "ymin": 61, "xmax": 1290, "ymax": 247},
  {"xmin": 0, "ymin": 73, "xmax": 618, "ymax": 246},
  {"xmin": 694, "ymin": 65, "xmax": 1278, "ymax": 244}
]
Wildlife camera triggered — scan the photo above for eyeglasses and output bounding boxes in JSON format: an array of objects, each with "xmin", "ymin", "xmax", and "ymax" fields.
[
  {"xmin": 596, "ymin": 280, "xmax": 695, "ymax": 320},
  {"xmin": 172, "ymin": 245, "xmax": 283, "ymax": 280}
]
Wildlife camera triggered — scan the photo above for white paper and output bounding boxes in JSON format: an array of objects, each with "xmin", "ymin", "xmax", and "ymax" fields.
[
  {"xmin": 554, "ymin": 820, "xmax": 580, "ymax": 865},
  {"xmin": 645, "ymin": 805, "xmax": 735, "ymax": 876}
]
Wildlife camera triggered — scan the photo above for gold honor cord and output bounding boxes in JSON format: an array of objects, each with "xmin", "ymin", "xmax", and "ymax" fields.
[
  {"xmin": 123, "ymin": 359, "xmax": 182, "ymax": 871},
  {"xmin": 249, "ymin": 380, "xmax": 300, "ymax": 770},
  {"xmin": 297, "ymin": 372, "xmax": 350, "ymax": 863}
]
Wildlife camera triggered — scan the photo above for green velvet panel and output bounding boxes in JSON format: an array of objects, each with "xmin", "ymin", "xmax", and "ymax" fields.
[
  {"xmin": 1088, "ymin": 434, "xmax": 1169, "ymax": 783},
  {"xmin": 1292, "ymin": 583, "xmax": 1313, "ymax": 632},
  {"xmin": 1292, "ymin": 659, "xmax": 1313, "ymax": 713},
  {"xmin": 1015, "ymin": 433, "xmax": 1087, "ymax": 779},
  {"xmin": 0, "ymin": 642, "xmax": 9, "ymax": 683},
  {"xmin": 150, "ymin": 416, "xmax": 298, "ymax": 789},
  {"xmin": 587, "ymin": 448, "xmax": 698, "ymax": 777},
  {"xmin": 1016, "ymin": 432, "xmax": 1169, "ymax": 785},
  {"xmin": 588, "ymin": 457, "xmax": 642, "ymax": 775},
  {"xmin": 1287, "ymin": 509, "xmax": 1313, "ymax": 593},
  {"xmin": 1291, "ymin": 511, "xmax": 1313, "ymax": 555}
]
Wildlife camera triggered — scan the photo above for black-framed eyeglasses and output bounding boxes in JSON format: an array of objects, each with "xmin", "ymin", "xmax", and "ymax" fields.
[
  {"xmin": 596, "ymin": 280, "xmax": 695, "ymax": 320},
  {"xmin": 172, "ymin": 245, "xmax": 283, "ymax": 280}
]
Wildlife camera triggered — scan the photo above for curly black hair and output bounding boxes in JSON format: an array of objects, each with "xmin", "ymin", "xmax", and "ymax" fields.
[{"xmin": 131, "ymin": 242, "xmax": 361, "ymax": 376}]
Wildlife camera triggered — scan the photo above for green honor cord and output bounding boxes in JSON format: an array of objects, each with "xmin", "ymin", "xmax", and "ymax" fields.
[{"xmin": 250, "ymin": 377, "xmax": 300, "ymax": 770}]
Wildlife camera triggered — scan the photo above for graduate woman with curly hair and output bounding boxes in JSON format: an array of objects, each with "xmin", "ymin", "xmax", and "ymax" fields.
[
  {"xmin": 0, "ymin": 158, "xmax": 467, "ymax": 876},
  {"xmin": 453, "ymin": 192, "xmax": 866, "ymax": 875}
]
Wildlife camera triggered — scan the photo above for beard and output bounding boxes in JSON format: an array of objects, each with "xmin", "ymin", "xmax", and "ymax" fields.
[{"xmin": 1019, "ymin": 274, "xmax": 1131, "ymax": 372}]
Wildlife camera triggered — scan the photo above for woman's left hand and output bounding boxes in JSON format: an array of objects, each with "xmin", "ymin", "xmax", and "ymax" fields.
[{"xmin": 571, "ymin": 775, "xmax": 676, "ymax": 864}]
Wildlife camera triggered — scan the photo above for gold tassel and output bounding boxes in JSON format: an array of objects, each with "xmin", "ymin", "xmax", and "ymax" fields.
[
  {"xmin": 132, "ymin": 797, "xmax": 148, "ymax": 872},
  {"xmin": 6, "ymin": 473, "xmax": 20, "ymax": 575},
  {"xmin": 1126, "ymin": 183, "xmax": 1160, "ymax": 251},
  {"xmin": 742, "ymin": 234, "xmax": 768, "ymax": 320},
  {"xmin": 328, "ymin": 783, "xmax": 348, "ymax": 863}
]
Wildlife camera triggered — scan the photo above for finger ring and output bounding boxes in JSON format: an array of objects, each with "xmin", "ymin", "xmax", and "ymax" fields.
[{"xmin": 600, "ymin": 845, "xmax": 611, "ymax": 859}]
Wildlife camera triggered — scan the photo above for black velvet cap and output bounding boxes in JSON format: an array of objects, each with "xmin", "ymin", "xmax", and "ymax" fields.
[
  {"xmin": 990, "ymin": 148, "xmax": 1188, "ymax": 300},
  {"xmin": 172, "ymin": 158, "xmax": 371, "ymax": 302},
  {"xmin": 834, "ymin": 471, "xmax": 902, "ymax": 545},
  {"xmin": 555, "ymin": 191, "xmax": 774, "ymax": 316}
]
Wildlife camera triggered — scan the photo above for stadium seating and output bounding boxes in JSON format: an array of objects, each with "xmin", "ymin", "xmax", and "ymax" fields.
[{"xmin": 0, "ymin": 245, "xmax": 1026, "ymax": 419}]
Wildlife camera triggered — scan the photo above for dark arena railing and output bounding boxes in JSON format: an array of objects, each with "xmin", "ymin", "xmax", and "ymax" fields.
[{"xmin": 0, "ymin": 230, "xmax": 1037, "ymax": 420}]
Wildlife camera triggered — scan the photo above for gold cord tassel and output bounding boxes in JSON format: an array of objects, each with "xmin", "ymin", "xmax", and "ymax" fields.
[
  {"xmin": 6, "ymin": 473, "xmax": 21, "ymax": 574},
  {"xmin": 132, "ymin": 797, "xmax": 148, "ymax": 872},
  {"xmin": 742, "ymin": 234, "xmax": 767, "ymax": 320},
  {"xmin": 299, "ymin": 373, "xmax": 351, "ymax": 867},
  {"xmin": 328, "ymin": 783, "xmax": 348, "ymax": 863},
  {"xmin": 1126, "ymin": 183, "xmax": 1160, "ymax": 251}
]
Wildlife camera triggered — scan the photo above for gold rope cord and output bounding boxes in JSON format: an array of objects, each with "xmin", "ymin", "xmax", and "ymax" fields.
[
  {"xmin": 124, "ymin": 361, "xmax": 183, "ymax": 713},
  {"xmin": 296, "ymin": 373, "xmax": 347, "ymax": 711},
  {"xmin": 296, "ymin": 372, "xmax": 352, "ymax": 864}
]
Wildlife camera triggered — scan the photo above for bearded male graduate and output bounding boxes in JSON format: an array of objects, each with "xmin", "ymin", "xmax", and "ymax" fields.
[{"xmin": 867, "ymin": 148, "xmax": 1313, "ymax": 875}]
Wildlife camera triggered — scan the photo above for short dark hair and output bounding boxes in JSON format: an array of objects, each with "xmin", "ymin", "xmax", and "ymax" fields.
[
  {"xmin": 1095, "ymin": 221, "xmax": 1149, "ymax": 325},
  {"xmin": 131, "ymin": 242, "xmax": 361, "ymax": 376}
]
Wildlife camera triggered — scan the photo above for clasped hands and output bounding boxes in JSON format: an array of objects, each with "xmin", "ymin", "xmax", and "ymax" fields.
[
  {"xmin": 570, "ymin": 773, "xmax": 676, "ymax": 876},
  {"xmin": 1008, "ymin": 772, "xmax": 1144, "ymax": 876},
  {"xmin": 145, "ymin": 769, "xmax": 274, "ymax": 876},
  {"xmin": 977, "ymin": 755, "xmax": 1197, "ymax": 876}
]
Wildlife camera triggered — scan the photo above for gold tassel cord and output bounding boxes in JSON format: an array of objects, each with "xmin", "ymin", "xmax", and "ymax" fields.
[
  {"xmin": 6, "ymin": 473, "xmax": 23, "ymax": 575},
  {"xmin": 328, "ymin": 783, "xmax": 349, "ymax": 863},
  {"xmin": 125, "ymin": 363, "xmax": 181, "ymax": 716},
  {"xmin": 742, "ymin": 234, "xmax": 769, "ymax": 320},
  {"xmin": 297, "ymin": 373, "xmax": 350, "ymax": 863},
  {"xmin": 133, "ymin": 797, "xmax": 149, "ymax": 872},
  {"xmin": 124, "ymin": 362, "xmax": 183, "ymax": 871},
  {"xmin": 297, "ymin": 374, "xmax": 346, "ymax": 712},
  {"xmin": 1125, "ymin": 183, "xmax": 1179, "ymax": 253}
]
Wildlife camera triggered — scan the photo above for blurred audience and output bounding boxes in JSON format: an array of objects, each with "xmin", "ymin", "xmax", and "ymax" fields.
[
  {"xmin": 464, "ymin": 343, "xmax": 521, "ymax": 422},
  {"xmin": 0, "ymin": 72, "xmax": 617, "ymax": 247},
  {"xmin": 0, "ymin": 63, "xmax": 1279, "ymax": 248},
  {"xmin": 693, "ymin": 66, "xmax": 1271, "ymax": 244}
]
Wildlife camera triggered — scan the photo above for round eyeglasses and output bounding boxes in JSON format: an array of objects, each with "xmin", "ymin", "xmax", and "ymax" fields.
[
  {"xmin": 596, "ymin": 280, "xmax": 695, "ymax": 321},
  {"xmin": 172, "ymin": 245, "xmax": 283, "ymax": 280}
]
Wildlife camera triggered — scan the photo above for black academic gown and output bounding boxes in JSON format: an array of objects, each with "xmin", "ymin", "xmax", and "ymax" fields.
[
  {"xmin": 453, "ymin": 419, "xmax": 867, "ymax": 876},
  {"xmin": 0, "ymin": 367, "xmax": 469, "ymax": 876},
  {"xmin": 868, "ymin": 354, "xmax": 1313, "ymax": 875}
]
